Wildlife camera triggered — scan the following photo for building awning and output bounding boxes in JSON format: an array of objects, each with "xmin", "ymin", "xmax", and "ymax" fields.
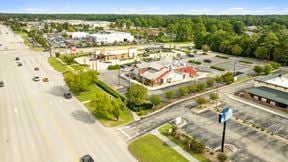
[{"xmin": 244, "ymin": 86, "xmax": 288, "ymax": 105}]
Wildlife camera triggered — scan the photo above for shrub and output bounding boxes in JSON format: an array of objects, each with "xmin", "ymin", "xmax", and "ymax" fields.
[
  {"xmin": 217, "ymin": 153, "xmax": 228, "ymax": 162},
  {"xmin": 187, "ymin": 85, "xmax": 198, "ymax": 93},
  {"xmin": 253, "ymin": 65, "xmax": 264, "ymax": 74},
  {"xmin": 270, "ymin": 61, "xmax": 281, "ymax": 69},
  {"xmin": 264, "ymin": 64, "xmax": 273, "ymax": 75},
  {"xmin": 63, "ymin": 55, "xmax": 75, "ymax": 65},
  {"xmin": 179, "ymin": 87, "xmax": 188, "ymax": 96},
  {"xmin": 206, "ymin": 78, "xmax": 216, "ymax": 87},
  {"xmin": 55, "ymin": 52, "xmax": 60, "ymax": 58},
  {"xmin": 130, "ymin": 103, "xmax": 153, "ymax": 112},
  {"xmin": 210, "ymin": 66, "xmax": 225, "ymax": 71},
  {"xmin": 196, "ymin": 97, "xmax": 208, "ymax": 106},
  {"xmin": 196, "ymin": 83, "xmax": 207, "ymax": 92},
  {"xmin": 222, "ymin": 72, "xmax": 234, "ymax": 85},
  {"xmin": 216, "ymin": 55, "xmax": 229, "ymax": 59},
  {"xmin": 188, "ymin": 60, "xmax": 202, "ymax": 65},
  {"xmin": 108, "ymin": 64, "xmax": 121, "ymax": 70},
  {"xmin": 189, "ymin": 139, "xmax": 205, "ymax": 153},
  {"xmin": 165, "ymin": 90, "xmax": 176, "ymax": 100},
  {"xmin": 239, "ymin": 60, "xmax": 253, "ymax": 64},
  {"xmin": 150, "ymin": 95, "xmax": 161, "ymax": 106}
]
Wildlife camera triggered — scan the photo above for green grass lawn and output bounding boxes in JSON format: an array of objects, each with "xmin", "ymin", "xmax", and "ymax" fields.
[
  {"xmin": 16, "ymin": 32, "xmax": 44, "ymax": 52},
  {"xmin": 84, "ymin": 102, "xmax": 133, "ymax": 127},
  {"xmin": 70, "ymin": 64, "xmax": 89, "ymax": 71},
  {"xmin": 129, "ymin": 134, "xmax": 189, "ymax": 162},
  {"xmin": 48, "ymin": 58, "xmax": 68, "ymax": 73},
  {"xmin": 159, "ymin": 124, "xmax": 211, "ymax": 162},
  {"xmin": 75, "ymin": 85, "xmax": 102, "ymax": 102}
]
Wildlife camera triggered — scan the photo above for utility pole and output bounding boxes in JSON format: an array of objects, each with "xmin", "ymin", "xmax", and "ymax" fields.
[
  {"xmin": 233, "ymin": 61, "xmax": 236, "ymax": 76},
  {"xmin": 221, "ymin": 121, "xmax": 227, "ymax": 152}
]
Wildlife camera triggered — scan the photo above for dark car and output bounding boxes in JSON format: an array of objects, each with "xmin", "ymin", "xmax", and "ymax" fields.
[
  {"xmin": 17, "ymin": 62, "xmax": 22, "ymax": 66},
  {"xmin": 187, "ymin": 54, "xmax": 195, "ymax": 57},
  {"xmin": 34, "ymin": 67, "xmax": 39, "ymax": 71},
  {"xmin": 203, "ymin": 59, "xmax": 212, "ymax": 63},
  {"xmin": 64, "ymin": 92, "xmax": 72, "ymax": 99},
  {"xmin": 80, "ymin": 155, "xmax": 94, "ymax": 162},
  {"xmin": 15, "ymin": 57, "xmax": 20, "ymax": 61},
  {"xmin": 0, "ymin": 81, "xmax": 4, "ymax": 87}
]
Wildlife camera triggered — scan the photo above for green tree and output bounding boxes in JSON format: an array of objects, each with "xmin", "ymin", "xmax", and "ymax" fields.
[
  {"xmin": 179, "ymin": 87, "xmax": 188, "ymax": 96},
  {"xmin": 264, "ymin": 64, "xmax": 273, "ymax": 75},
  {"xmin": 150, "ymin": 95, "xmax": 161, "ymax": 106},
  {"xmin": 231, "ymin": 44, "xmax": 243, "ymax": 56},
  {"xmin": 270, "ymin": 61, "xmax": 281, "ymax": 69},
  {"xmin": 90, "ymin": 92, "xmax": 112, "ymax": 117},
  {"xmin": 165, "ymin": 90, "xmax": 176, "ymax": 100},
  {"xmin": 215, "ymin": 75, "xmax": 224, "ymax": 83},
  {"xmin": 253, "ymin": 65, "xmax": 264, "ymax": 74},
  {"xmin": 63, "ymin": 56, "xmax": 74, "ymax": 65},
  {"xmin": 110, "ymin": 98, "xmax": 125, "ymax": 120},
  {"xmin": 189, "ymin": 139, "xmax": 205, "ymax": 153},
  {"xmin": 187, "ymin": 85, "xmax": 198, "ymax": 93},
  {"xmin": 255, "ymin": 46, "xmax": 269, "ymax": 59},
  {"xmin": 202, "ymin": 44, "xmax": 210, "ymax": 52},
  {"xmin": 222, "ymin": 72, "xmax": 234, "ymax": 84},
  {"xmin": 126, "ymin": 84, "xmax": 147, "ymax": 105}
]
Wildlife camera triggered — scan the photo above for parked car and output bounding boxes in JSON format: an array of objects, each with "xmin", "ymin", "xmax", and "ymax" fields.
[
  {"xmin": 0, "ymin": 81, "xmax": 4, "ymax": 87},
  {"xmin": 17, "ymin": 62, "xmax": 22, "ymax": 66},
  {"xmin": 64, "ymin": 92, "xmax": 72, "ymax": 99},
  {"xmin": 42, "ymin": 78, "xmax": 49, "ymax": 82},
  {"xmin": 32, "ymin": 76, "xmax": 40, "ymax": 81},
  {"xmin": 203, "ymin": 59, "xmax": 212, "ymax": 63},
  {"xmin": 34, "ymin": 67, "xmax": 39, "ymax": 71},
  {"xmin": 187, "ymin": 54, "xmax": 195, "ymax": 57},
  {"xmin": 80, "ymin": 155, "xmax": 94, "ymax": 162},
  {"xmin": 15, "ymin": 57, "xmax": 20, "ymax": 61}
]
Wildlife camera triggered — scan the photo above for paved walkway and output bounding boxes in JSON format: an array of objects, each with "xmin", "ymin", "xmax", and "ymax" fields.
[{"xmin": 151, "ymin": 130, "xmax": 199, "ymax": 162}]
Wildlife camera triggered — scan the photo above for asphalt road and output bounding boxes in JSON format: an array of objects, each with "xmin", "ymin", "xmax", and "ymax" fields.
[{"xmin": 0, "ymin": 25, "xmax": 136, "ymax": 162}]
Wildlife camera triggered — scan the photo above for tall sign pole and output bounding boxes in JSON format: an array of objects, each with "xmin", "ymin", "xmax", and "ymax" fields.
[{"xmin": 219, "ymin": 108, "xmax": 233, "ymax": 152}]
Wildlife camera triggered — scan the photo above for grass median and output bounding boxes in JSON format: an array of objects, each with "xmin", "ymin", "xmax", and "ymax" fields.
[
  {"xmin": 129, "ymin": 134, "xmax": 189, "ymax": 162},
  {"xmin": 159, "ymin": 124, "xmax": 211, "ymax": 162},
  {"xmin": 48, "ymin": 57, "xmax": 68, "ymax": 73}
]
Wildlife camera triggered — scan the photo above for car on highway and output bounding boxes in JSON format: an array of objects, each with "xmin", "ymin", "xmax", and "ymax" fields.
[
  {"xmin": 42, "ymin": 77, "xmax": 49, "ymax": 82},
  {"xmin": 34, "ymin": 67, "xmax": 39, "ymax": 71},
  {"xmin": 17, "ymin": 62, "xmax": 22, "ymax": 66},
  {"xmin": 0, "ymin": 81, "xmax": 4, "ymax": 87},
  {"xmin": 64, "ymin": 92, "xmax": 72, "ymax": 99},
  {"xmin": 15, "ymin": 57, "xmax": 20, "ymax": 61},
  {"xmin": 32, "ymin": 76, "xmax": 40, "ymax": 81},
  {"xmin": 203, "ymin": 59, "xmax": 212, "ymax": 63},
  {"xmin": 0, "ymin": 43, "xmax": 2, "ymax": 46},
  {"xmin": 80, "ymin": 155, "xmax": 94, "ymax": 162}
]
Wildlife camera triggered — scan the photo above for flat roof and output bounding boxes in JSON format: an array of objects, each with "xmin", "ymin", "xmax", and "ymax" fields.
[
  {"xmin": 256, "ymin": 74, "xmax": 288, "ymax": 88},
  {"xmin": 244, "ymin": 86, "xmax": 288, "ymax": 105}
]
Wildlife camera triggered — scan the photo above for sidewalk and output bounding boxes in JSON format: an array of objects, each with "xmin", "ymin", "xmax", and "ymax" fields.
[{"xmin": 151, "ymin": 130, "xmax": 199, "ymax": 162}]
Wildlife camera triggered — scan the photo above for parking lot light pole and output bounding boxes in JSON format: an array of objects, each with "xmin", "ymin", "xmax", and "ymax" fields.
[{"xmin": 221, "ymin": 121, "xmax": 227, "ymax": 152}]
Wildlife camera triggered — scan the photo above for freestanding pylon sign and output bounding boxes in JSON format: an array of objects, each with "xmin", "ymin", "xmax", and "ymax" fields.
[{"xmin": 219, "ymin": 108, "xmax": 233, "ymax": 152}]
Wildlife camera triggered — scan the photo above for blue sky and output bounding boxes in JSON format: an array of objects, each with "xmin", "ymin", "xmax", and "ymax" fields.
[{"xmin": 1, "ymin": 0, "xmax": 288, "ymax": 15}]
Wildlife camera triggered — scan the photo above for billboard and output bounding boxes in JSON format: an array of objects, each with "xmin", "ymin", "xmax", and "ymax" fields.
[{"xmin": 219, "ymin": 108, "xmax": 233, "ymax": 123}]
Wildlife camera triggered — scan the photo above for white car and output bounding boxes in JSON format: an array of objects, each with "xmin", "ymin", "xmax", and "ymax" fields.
[{"xmin": 32, "ymin": 76, "xmax": 40, "ymax": 81}]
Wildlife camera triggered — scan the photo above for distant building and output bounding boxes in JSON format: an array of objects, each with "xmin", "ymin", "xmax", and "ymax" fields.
[
  {"xmin": 131, "ymin": 60, "xmax": 197, "ymax": 87},
  {"xmin": 96, "ymin": 48, "xmax": 138, "ymax": 61},
  {"xmin": 241, "ymin": 74, "xmax": 288, "ymax": 109},
  {"xmin": 70, "ymin": 32, "xmax": 89, "ymax": 39},
  {"xmin": 90, "ymin": 30, "xmax": 134, "ymax": 44}
]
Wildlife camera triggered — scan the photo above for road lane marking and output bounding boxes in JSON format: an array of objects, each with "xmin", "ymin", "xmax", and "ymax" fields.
[{"xmin": 119, "ymin": 128, "xmax": 132, "ymax": 140}]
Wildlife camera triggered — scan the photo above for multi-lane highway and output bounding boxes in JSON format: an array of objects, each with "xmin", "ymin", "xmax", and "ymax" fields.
[{"xmin": 0, "ymin": 25, "xmax": 136, "ymax": 162}]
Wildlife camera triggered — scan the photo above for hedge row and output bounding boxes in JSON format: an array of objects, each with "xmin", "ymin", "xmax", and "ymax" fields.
[
  {"xmin": 96, "ymin": 80, "xmax": 125, "ymax": 101},
  {"xmin": 215, "ymin": 55, "xmax": 229, "ymax": 59},
  {"xmin": 239, "ymin": 60, "xmax": 253, "ymax": 64},
  {"xmin": 108, "ymin": 64, "xmax": 121, "ymax": 70},
  {"xmin": 188, "ymin": 60, "xmax": 202, "ymax": 65},
  {"xmin": 210, "ymin": 65, "xmax": 225, "ymax": 71}
]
